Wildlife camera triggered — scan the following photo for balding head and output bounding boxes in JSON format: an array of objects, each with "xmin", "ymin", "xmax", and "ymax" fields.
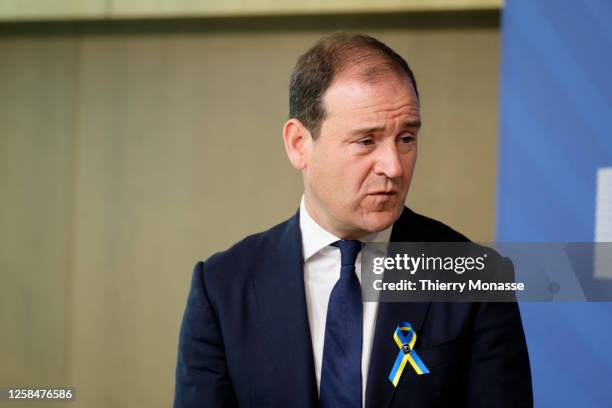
[{"xmin": 289, "ymin": 33, "xmax": 419, "ymax": 139}]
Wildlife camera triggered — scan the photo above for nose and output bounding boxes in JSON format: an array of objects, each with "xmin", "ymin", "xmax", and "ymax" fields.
[{"xmin": 374, "ymin": 143, "xmax": 404, "ymax": 179}]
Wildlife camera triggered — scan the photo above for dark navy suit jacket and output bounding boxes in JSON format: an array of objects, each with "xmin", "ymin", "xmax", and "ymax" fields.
[{"xmin": 174, "ymin": 207, "xmax": 533, "ymax": 407}]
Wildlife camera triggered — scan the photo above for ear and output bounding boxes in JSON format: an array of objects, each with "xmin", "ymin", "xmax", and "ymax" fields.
[{"xmin": 282, "ymin": 118, "xmax": 311, "ymax": 170}]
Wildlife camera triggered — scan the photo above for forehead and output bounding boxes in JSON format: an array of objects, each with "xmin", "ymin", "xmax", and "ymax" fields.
[{"xmin": 322, "ymin": 71, "xmax": 420, "ymax": 122}]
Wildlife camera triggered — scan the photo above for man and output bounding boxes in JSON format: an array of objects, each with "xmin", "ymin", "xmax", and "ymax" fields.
[{"xmin": 174, "ymin": 33, "xmax": 532, "ymax": 407}]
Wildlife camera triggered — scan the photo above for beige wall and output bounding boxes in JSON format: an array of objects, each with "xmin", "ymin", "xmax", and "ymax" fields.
[
  {"xmin": 0, "ymin": 0, "xmax": 501, "ymax": 21},
  {"xmin": 0, "ymin": 13, "xmax": 499, "ymax": 407}
]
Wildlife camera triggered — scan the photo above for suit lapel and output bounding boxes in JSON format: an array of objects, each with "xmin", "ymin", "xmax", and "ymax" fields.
[
  {"xmin": 365, "ymin": 207, "xmax": 433, "ymax": 408},
  {"xmin": 253, "ymin": 211, "xmax": 318, "ymax": 408},
  {"xmin": 252, "ymin": 207, "xmax": 434, "ymax": 408},
  {"xmin": 365, "ymin": 301, "xmax": 431, "ymax": 408}
]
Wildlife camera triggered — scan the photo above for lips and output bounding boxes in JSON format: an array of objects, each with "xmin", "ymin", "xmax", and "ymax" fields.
[{"xmin": 369, "ymin": 191, "xmax": 397, "ymax": 195}]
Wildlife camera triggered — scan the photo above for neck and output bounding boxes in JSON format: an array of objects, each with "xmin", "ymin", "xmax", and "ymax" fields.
[{"xmin": 302, "ymin": 194, "xmax": 371, "ymax": 240}]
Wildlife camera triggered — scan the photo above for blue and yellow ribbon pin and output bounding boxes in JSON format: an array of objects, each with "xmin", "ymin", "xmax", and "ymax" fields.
[{"xmin": 388, "ymin": 322, "xmax": 430, "ymax": 387}]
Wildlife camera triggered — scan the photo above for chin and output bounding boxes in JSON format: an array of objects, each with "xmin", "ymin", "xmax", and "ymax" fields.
[{"xmin": 361, "ymin": 207, "xmax": 402, "ymax": 233}]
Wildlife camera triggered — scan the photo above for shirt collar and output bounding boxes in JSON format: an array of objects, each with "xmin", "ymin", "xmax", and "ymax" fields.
[{"xmin": 299, "ymin": 196, "xmax": 393, "ymax": 261}]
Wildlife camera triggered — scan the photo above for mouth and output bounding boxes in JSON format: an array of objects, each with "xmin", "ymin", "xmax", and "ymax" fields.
[
  {"xmin": 368, "ymin": 191, "xmax": 398, "ymax": 196},
  {"xmin": 366, "ymin": 191, "xmax": 399, "ymax": 204}
]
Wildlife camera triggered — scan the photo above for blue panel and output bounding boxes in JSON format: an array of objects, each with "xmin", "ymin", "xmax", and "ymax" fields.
[{"xmin": 499, "ymin": 1, "xmax": 612, "ymax": 406}]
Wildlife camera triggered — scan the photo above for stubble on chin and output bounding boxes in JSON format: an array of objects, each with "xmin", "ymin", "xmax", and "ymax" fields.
[{"xmin": 358, "ymin": 198, "xmax": 403, "ymax": 231}]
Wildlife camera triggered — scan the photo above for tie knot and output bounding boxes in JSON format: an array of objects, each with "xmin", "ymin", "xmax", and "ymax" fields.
[{"xmin": 332, "ymin": 240, "xmax": 362, "ymax": 267}]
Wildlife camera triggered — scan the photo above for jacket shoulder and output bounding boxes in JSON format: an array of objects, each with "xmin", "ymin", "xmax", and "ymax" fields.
[
  {"xmin": 198, "ymin": 212, "xmax": 298, "ymax": 289},
  {"xmin": 392, "ymin": 207, "xmax": 470, "ymax": 242}
]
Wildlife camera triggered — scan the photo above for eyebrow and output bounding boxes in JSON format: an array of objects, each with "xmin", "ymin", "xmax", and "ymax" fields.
[{"xmin": 350, "ymin": 120, "xmax": 422, "ymax": 137}]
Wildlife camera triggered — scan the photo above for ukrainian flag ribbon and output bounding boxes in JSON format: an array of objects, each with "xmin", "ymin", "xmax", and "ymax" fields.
[{"xmin": 388, "ymin": 322, "xmax": 430, "ymax": 387}]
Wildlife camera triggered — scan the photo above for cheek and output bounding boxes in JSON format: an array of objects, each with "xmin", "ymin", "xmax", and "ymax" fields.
[
  {"xmin": 308, "ymin": 147, "xmax": 374, "ymax": 207},
  {"xmin": 309, "ymin": 150, "xmax": 350, "ymax": 196},
  {"xmin": 320, "ymin": 154, "xmax": 363, "ymax": 188},
  {"xmin": 402, "ymin": 153, "xmax": 418, "ymax": 179},
  {"xmin": 350, "ymin": 162, "xmax": 375, "ymax": 193}
]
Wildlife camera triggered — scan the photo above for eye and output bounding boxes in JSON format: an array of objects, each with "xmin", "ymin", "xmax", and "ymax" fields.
[
  {"xmin": 357, "ymin": 138, "xmax": 375, "ymax": 146},
  {"xmin": 399, "ymin": 135, "xmax": 415, "ymax": 144}
]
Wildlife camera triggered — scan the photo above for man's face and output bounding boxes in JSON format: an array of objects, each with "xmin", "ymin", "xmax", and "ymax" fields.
[{"xmin": 302, "ymin": 71, "xmax": 420, "ymax": 239}]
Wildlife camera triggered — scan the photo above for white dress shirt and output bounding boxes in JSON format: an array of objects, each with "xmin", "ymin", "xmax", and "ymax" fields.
[{"xmin": 299, "ymin": 197, "xmax": 392, "ymax": 407}]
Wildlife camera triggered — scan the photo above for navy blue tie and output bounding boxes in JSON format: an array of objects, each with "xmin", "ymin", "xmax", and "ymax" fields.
[{"xmin": 320, "ymin": 240, "xmax": 363, "ymax": 408}]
